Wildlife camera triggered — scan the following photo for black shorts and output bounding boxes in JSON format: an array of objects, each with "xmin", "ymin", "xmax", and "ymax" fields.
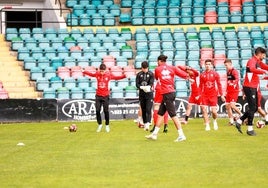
[{"xmin": 158, "ymin": 92, "xmax": 176, "ymax": 118}]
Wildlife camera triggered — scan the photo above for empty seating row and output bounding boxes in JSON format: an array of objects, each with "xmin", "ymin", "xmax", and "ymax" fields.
[
  {"xmin": 66, "ymin": 0, "xmax": 116, "ymax": 8},
  {"xmin": 37, "ymin": 75, "xmax": 134, "ymax": 91},
  {"xmin": 17, "ymin": 45, "xmax": 133, "ymax": 61},
  {"xmin": 67, "ymin": 13, "xmax": 117, "ymax": 26},
  {"xmin": 30, "ymin": 64, "xmax": 136, "ymax": 80},
  {"xmin": 70, "ymin": 4, "xmax": 120, "ymax": 16},
  {"xmin": 23, "ymin": 56, "xmax": 129, "ymax": 70},
  {"xmin": 12, "ymin": 36, "xmax": 128, "ymax": 51},
  {"xmin": 6, "ymin": 27, "xmax": 132, "ymax": 41},
  {"xmin": 43, "ymin": 85, "xmax": 139, "ymax": 99}
]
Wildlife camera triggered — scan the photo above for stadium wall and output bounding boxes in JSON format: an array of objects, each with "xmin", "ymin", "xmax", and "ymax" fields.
[{"xmin": 0, "ymin": 97, "xmax": 267, "ymax": 123}]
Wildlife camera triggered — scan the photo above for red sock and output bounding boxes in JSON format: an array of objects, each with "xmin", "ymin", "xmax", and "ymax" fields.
[{"xmin": 153, "ymin": 110, "xmax": 158, "ymax": 125}]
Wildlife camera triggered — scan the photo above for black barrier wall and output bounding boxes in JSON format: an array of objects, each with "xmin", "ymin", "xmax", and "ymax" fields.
[
  {"xmin": 0, "ymin": 99, "xmax": 57, "ymax": 122},
  {"xmin": 0, "ymin": 97, "xmax": 267, "ymax": 122}
]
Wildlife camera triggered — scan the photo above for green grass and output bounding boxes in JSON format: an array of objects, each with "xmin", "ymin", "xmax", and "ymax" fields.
[{"xmin": 0, "ymin": 118, "xmax": 268, "ymax": 188}]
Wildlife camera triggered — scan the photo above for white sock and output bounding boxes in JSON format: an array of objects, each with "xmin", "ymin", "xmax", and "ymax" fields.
[
  {"xmin": 153, "ymin": 127, "xmax": 160, "ymax": 135},
  {"xmin": 213, "ymin": 119, "xmax": 217, "ymax": 123},
  {"xmin": 265, "ymin": 114, "xmax": 268, "ymax": 122},
  {"xmin": 230, "ymin": 118, "xmax": 234, "ymax": 124},
  {"xmin": 205, "ymin": 123, "xmax": 210, "ymax": 127},
  {"xmin": 237, "ymin": 118, "xmax": 242, "ymax": 124},
  {"xmin": 248, "ymin": 125, "xmax": 253, "ymax": 131},
  {"xmin": 178, "ymin": 129, "xmax": 184, "ymax": 136}
]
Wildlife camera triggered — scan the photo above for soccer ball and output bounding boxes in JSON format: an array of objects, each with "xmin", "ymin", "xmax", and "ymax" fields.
[
  {"xmin": 69, "ymin": 124, "xmax": 77, "ymax": 132},
  {"xmin": 256, "ymin": 120, "xmax": 265, "ymax": 129}
]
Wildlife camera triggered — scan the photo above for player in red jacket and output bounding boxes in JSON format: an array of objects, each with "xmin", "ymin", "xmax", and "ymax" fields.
[
  {"xmin": 224, "ymin": 59, "xmax": 242, "ymax": 125},
  {"xmin": 150, "ymin": 80, "xmax": 169, "ymax": 133},
  {"xmin": 83, "ymin": 63, "xmax": 127, "ymax": 133},
  {"xmin": 145, "ymin": 55, "xmax": 192, "ymax": 142},
  {"xmin": 235, "ymin": 47, "xmax": 268, "ymax": 136},
  {"xmin": 177, "ymin": 65, "xmax": 200, "ymax": 124},
  {"xmin": 199, "ymin": 59, "xmax": 225, "ymax": 131}
]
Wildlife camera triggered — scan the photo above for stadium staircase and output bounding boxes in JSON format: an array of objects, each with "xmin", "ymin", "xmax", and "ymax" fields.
[{"xmin": 0, "ymin": 34, "xmax": 40, "ymax": 98}]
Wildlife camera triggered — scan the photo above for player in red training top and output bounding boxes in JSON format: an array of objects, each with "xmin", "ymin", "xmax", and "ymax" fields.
[
  {"xmin": 224, "ymin": 59, "xmax": 242, "ymax": 125},
  {"xmin": 150, "ymin": 80, "xmax": 169, "ymax": 133},
  {"xmin": 145, "ymin": 55, "xmax": 193, "ymax": 142},
  {"xmin": 177, "ymin": 65, "xmax": 200, "ymax": 124},
  {"xmin": 234, "ymin": 47, "xmax": 268, "ymax": 136},
  {"xmin": 83, "ymin": 63, "xmax": 127, "ymax": 133},
  {"xmin": 199, "ymin": 59, "xmax": 225, "ymax": 131}
]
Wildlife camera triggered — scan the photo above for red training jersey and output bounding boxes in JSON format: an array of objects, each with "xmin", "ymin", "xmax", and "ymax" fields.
[
  {"xmin": 226, "ymin": 68, "xmax": 240, "ymax": 93},
  {"xmin": 84, "ymin": 70, "xmax": 126, "ymax": 97},
  {"xmin": 155, "ymin": 63, "xmax": 188, "ymax": 95},
  {"xmin": 199, "ymin": 69, "xmax": 223, "ymax": 96},
  {"xmin": 243, "ymin": 55, "xmax": 268, "ymax": 88}
]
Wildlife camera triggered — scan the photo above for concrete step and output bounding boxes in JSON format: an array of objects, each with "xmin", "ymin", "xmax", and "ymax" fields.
[
  {"xmin": 9, "ymin": 92, "xmax": 39, "ymax": 99},
  {"xmin": 0, "ymin": 35, "xmax": 39, "ymax": 99}
]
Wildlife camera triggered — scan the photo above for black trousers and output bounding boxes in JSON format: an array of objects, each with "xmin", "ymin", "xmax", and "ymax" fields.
[
  {"xmin": 95, "ymin": 95, "xmax": 109, "ymax": 125},
  {"xmin": 139, "ymin": 92, "xmax": 153, "ymax": 124},
  {"xmin": 241, "ymin": 86, "xmax": 258, "ymax": 126}
]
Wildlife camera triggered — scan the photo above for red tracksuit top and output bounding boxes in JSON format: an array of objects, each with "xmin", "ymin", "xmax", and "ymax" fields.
[
  {"xmin": 199, "ymin": 69, "xmax": 223, "ymax": 96},
  {"xmin": 243, "ymin": 56, "xmax": 268, "ymax": 88},
  {"xmin": 154, "ymin": 63, "xmax": 188, "ymax": 95},
  {"xmin": 84, "ymin": 70, "xmax": 126, "ymax": 97}
]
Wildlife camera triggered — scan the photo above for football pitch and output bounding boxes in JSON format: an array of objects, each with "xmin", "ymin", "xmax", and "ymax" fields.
[{"xmin": 0, "ymin": 118, "xmax": 267, "ymax": 188}]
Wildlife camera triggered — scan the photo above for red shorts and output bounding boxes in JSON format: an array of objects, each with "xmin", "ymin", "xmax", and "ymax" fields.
[
  {"xmin": 188, "ymin": 94, "xmax": 200, "ymax": 105},
  {"xmin": 154, "ymin": 91, "xmax": 163, "ymax": 103},
  {"xmin": 225, "ymin": 91, "xmax": 239, "ymax": 103},
  {"xmin": 200, "ymin": 95, "xmax": 218, "ymax": 107}
]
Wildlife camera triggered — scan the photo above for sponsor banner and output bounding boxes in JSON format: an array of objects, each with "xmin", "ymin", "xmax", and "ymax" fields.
[
  {"xmin": 1, "ymin": 96, "xmax": 267, "ymax": 122},
  {"xmin": 58, "ymin": 96, "xmax": 265, "ymax": 121},
  {"xmin": 57, "ymin": 98, "xmax": 140, "ymax": 121},
  {"xmin": 0, "ymin": 99, "xmax": 57, "ymax": 122}
]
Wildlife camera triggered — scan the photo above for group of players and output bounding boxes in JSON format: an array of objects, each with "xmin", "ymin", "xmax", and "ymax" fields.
[
  {"xmin": 135, "ymin": 47, "xmax": 268, "ymax": 141},
  {"xmin": 83, "ymin": 47, "xmax": 268, "ymax": 141}
]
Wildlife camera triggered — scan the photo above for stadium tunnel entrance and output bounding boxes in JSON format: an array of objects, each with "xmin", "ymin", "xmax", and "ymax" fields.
[{"xmin": 5, "ymin": 10, "xmax": 41, "ymax": 30}]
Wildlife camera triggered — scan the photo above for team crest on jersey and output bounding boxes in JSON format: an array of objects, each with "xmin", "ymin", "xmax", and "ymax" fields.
[{"xmin": 161, "ymin": 69, "xmax": 171, "ymax": 79}]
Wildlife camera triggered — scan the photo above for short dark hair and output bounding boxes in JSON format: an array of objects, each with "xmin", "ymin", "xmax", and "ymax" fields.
[
  {"xmin": 255, "ymin": 47, "xmax": 266, "ymax": 55},
  {"xmin": 141, "ymin": 61, "xmax": 149, "ymax": 69},
  {"xmin": 224, "ymin": 58, "xmax": 232, "ymax": 64},
  {"xmin": 99, "ymin": 63, "xmax": 106, "ymax": 70},
  {"xmin": 157, "ymin": 55, "xmax": 167, "ymax": 62},
  {"xmin": 204, "ymin": 59, "xmax": 213, "ymax": 64}
]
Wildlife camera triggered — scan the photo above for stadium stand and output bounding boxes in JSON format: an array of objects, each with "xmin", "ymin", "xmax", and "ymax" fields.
[{"xmin": 1, "ymin": 0, "xmax": 268, "ymax": 99}]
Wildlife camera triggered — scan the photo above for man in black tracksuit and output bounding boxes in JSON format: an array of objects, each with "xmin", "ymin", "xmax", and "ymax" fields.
[{"xmin": 136, "ymin": 61, "xmax": 154, "ymax": 131}]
